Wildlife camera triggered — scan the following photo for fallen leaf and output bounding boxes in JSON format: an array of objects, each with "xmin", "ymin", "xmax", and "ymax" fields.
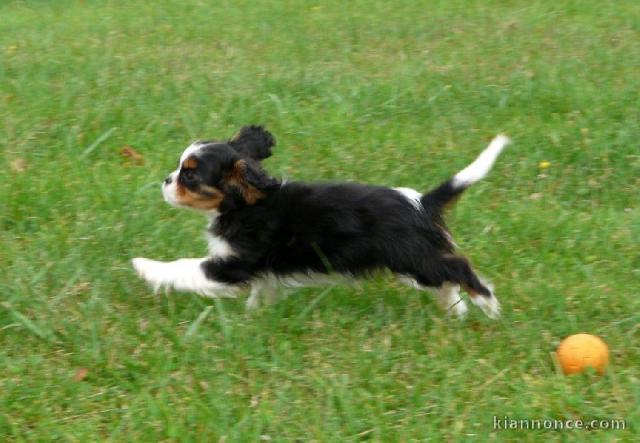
[
  {"xmin": 74, "ymin": 367, "xmax": 89, "ymax": 381},
  {"xmin": 69, "ymin": 282, "xmax": 91, "ymax": 295},
  {"xmin": 120, "ymin": 145, "xmax": 145, "ymax": 165},
  {"xmin": 10, "ymin": 158, "xmax": 27, "ymax": 172}
]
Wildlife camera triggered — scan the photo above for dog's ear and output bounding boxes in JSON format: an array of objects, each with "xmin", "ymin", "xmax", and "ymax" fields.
[
  {"xmin": 224, "ymin": 159, "xmax": 278, "ymax": 204},
  {"xmin": 228, "ymin": 125, "xmax": 275, "ymax": 161}
]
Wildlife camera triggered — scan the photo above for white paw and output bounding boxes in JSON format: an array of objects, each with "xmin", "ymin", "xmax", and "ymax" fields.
[
  {"xmin": 245, "ymin": 293, "xmax": 262, "ymax": 310},
  {"xmin": 195, "ymin": 285, "xmax": 222, "ymax": 299},
  {"xmin": 471, "ymin": 294, "xmax": 501, "ymax": 319},
  {"xmin": 449, "ymin": 298, "xmax": 469, "ymax": 319},
  {"xmin": 132, "ymin": 257, "xmax": 169, "ymax": 293},
  {"xmin": 132, "ymin": 257, "xmax": 237, "ymax": 299},
  {"xmin": 434, "ymin": 283, "xmax": 467, "ymax": 319}
]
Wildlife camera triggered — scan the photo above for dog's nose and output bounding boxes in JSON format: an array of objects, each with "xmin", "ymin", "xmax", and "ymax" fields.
[{"xmin": 164, "ymin": 176, "xmax": 172, "ymax": 185}]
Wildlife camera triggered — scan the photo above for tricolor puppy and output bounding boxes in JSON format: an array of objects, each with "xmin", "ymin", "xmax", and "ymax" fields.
[{"xmin": 133, "ymin": 126, "xmax": 509, "ymax": 318}]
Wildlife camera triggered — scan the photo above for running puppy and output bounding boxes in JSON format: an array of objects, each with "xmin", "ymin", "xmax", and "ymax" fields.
[{"xmin": 133, "ymin": 126, "xmax": 509, "ymax": 318}]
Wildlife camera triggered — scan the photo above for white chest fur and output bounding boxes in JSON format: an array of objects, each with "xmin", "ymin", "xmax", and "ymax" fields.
[{"xmin": 206, "ymin": 233, "xmax": 235, "ymax": 260}]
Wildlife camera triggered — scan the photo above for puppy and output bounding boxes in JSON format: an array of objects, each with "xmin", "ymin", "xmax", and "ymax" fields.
[{"xmin": 133, "ymin": 126, "xmax": 509, "ymax": 318}]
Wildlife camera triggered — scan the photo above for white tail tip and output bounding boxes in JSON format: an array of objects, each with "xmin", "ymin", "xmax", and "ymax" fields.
[{"xmin": 453, "ymin": 134, "xmax": 510, "ymax": 187}]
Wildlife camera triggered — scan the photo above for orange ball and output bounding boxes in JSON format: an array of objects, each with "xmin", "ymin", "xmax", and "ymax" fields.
[{"xmin": 557, "ymin": 334, "xmax": 609, "ymax": 375}]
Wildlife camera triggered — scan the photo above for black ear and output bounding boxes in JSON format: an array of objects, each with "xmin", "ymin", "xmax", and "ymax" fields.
[
  {"xmin": 242, "ymin": 160, "xmax": 279, "ymax": 191},
  {"xmin": 224, "ymin": 159, "xmax": 278, "ymax": 204},
  {"xmin": 228, "ymin": 125, "xmax": 275, "ymax": 161}
]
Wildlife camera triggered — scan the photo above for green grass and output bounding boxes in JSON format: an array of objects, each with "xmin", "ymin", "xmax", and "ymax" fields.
[{"xmin": 1, "ymin": 0, "xmax": 639, "ymax": 440}]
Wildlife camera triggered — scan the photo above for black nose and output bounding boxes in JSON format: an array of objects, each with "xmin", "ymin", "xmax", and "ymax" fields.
[{"xmin": 164, "ymin": 176, "xmax": 172, "ymax": 185}]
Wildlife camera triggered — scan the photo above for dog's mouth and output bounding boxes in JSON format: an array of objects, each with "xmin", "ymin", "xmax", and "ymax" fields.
[{"xmin": 162, "ymin": 176, "xmax": 224, "ymax": 212}]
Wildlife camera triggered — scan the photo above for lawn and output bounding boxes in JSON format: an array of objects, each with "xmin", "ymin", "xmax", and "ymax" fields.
[{"xmin": 1, "ymin": 0, "xmax": 639, "ymax": 441}]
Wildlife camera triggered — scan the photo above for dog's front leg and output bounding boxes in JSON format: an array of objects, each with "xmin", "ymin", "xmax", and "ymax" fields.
[
  {"xmin": 132, "ymin": 257, "xmax": 238, "ymax": 298},
  {"xmin": 246, "ymin": 276, "xmax": 282, "ymax": 310}
]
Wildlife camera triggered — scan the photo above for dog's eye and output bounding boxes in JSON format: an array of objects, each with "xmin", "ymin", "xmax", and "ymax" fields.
[{"xmin": 182, "ymin": 169, "xmax": 196, "ymax": 182}]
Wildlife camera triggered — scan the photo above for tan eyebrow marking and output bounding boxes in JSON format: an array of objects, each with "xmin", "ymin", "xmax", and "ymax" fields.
[{"xmin": 182, "ymin": 157, "xmax": 198, "ymax": 169}]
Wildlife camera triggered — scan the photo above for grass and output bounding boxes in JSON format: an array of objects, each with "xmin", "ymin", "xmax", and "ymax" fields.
[{"xmin": 1, "ymin": 0, "xmax": 639, "ymax": 440}]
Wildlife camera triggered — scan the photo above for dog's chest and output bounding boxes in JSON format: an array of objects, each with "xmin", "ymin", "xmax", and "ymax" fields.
[{"xmin": 206, "ymin": 232, "xmax": 235, "ymax": 259}]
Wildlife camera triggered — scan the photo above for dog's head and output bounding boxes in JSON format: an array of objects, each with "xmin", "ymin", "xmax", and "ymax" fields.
[{"xmin": 162, "ymin": 126, "xmax": 278, "ymax": 214}]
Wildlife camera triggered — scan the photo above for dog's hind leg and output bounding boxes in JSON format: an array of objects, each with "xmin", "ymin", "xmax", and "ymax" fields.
[
  {"xmin": 434, "ymin": 282, "xmax": 469, "ymax": 318},
  {"xmin": 403, "ymin": 254, "xmax": 500, "ymax": 319},
  {"xmin": 439, "ymin": 255, "xmax": 500, "ymax": 319},
  {"xmin": 399, "ymin": 276, "xmax": 468, "ymax": 318}
]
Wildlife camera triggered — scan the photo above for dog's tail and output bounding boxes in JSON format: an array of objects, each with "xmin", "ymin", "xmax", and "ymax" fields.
[{"xmin": 422, "ymin": 135, "xmax": 510, "ymax": 210}]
